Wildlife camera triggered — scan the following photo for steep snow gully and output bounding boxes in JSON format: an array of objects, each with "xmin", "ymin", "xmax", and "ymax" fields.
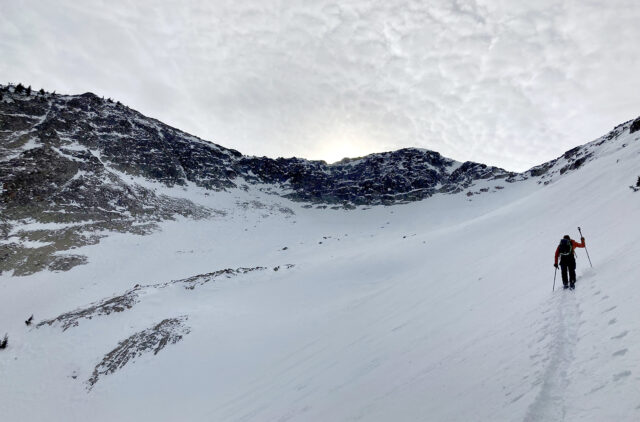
[{"xmin": 1, "ymin": 90, "xmax": 640, "ymax": 421}]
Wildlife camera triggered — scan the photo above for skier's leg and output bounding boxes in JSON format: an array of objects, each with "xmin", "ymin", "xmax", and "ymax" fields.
[
  {"xmin": 569, "ymin": 260, "xmax": 577, "ymax": 287},
  {"xmin": 560, "ymin": 261, "xmax": 569, "ymax": 287}
]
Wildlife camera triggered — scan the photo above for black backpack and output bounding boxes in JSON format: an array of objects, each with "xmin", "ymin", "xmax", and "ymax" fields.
[{"xmin": 558, "ymin": 238, "xmax": 573, "ymax": 256}]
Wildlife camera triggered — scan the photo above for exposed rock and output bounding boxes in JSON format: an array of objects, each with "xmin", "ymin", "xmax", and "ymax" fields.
[
  {"xmin": 236, "ymin": 150, "xmax": 515, "ymax": 205},
  {"xmin": 178, "ymin": 266, "xmax": 269, "ymax": 290},
  {"xmin": 528, "ymin": 162, "xmax": 553, "ymax": 177},
  {"xmin": 559, "ymin": 153, "xmax": 592, "ymax": 175},
  {"xmin": 87, "ymin": 316, "xmax": 190, "ymax": 390},
  {"xmin": 630, "ymin": 118, "xmax": 640, "ymax": 134},
  {"xmin": 37, "ymin": 287, "xmax": 140, "ymax": 331},
  {"xmin": 1, "ymin": 87, "xmax": 215, "ymax": 275},
  {"xmin": 37, "ymin": 266, "xmax": 283, "ymax": 330}
]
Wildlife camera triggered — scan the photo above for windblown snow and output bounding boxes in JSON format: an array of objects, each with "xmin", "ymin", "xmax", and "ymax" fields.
[{"xmin": 1, "ymin": 119, "xmax": 640, "ymax": 421}]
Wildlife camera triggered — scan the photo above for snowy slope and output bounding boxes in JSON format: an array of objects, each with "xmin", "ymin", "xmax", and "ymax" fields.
[{"xmin": 2, "ymin": 112, "xmax": 640, "ymax": 420}]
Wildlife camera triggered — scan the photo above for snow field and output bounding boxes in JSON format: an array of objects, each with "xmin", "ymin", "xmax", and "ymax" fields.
[{"xmin": 1, "ymin": 126, "xmax": 639, "ymax": 421}]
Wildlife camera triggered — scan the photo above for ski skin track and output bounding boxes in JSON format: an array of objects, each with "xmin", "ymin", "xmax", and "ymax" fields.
[{"xmin": 523, "ymin": 284, "xmax": 581, "ymax": 421}]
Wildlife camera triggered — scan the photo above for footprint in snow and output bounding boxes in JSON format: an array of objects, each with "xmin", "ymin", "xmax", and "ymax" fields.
[
  {"xmin": 613, "ymin": 370, "xmax": 631, "ymax": 382},
  {"xmin": 588, "ymin": 383, "xmax": 607, "ymax": 394},
  {"xmin": 602, "ymin": 306, "xmax": 617, "ymax": 313},
  {"xmin": 510, "ymin": 393, "xmax": 525, "ymax": 403},
  {"xmin": 612, "ymin": 349, "xmax": 628, "ymax": 357},
  {"xmin": 608, "ymin": 318, "xmax": 617, "ymax": 325},
  {"xmin": 611, "ymin": 330, "xmax": 628, "ymax": 340}
]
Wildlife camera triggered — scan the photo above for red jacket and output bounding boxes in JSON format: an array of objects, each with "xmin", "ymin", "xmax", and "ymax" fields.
[{"xmin": 555, "ymin": 238, "xmax": 585, "ymax": 265}]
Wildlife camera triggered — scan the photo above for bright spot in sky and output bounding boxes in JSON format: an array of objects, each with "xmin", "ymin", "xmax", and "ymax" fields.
[{"xmin": 312, "ymin": 127, "xmax": 379, "ymax": 163}]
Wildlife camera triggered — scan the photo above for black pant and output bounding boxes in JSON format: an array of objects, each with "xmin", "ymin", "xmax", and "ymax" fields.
[{"xmin": 560, "ymin": 256, "xmax": 576, "ymax": 286}]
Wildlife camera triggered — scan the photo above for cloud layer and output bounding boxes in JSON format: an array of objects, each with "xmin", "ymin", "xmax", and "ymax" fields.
[{"xmin": 2, "ymin": 0, "xmax": 639, "ymax": 170}]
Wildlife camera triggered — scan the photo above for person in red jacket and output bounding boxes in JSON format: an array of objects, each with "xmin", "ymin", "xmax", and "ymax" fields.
[{"xmin": 554, "ymin": 235, "xmax": 586, "ymax": 289}]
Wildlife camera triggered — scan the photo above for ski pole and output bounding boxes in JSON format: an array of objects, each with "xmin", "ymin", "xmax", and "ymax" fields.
[
  {"xmin": 577, "ymin": 227, "xmax": 593, "ymax": 268},
  {"xmin": 553, "ymin": 266, "xmax": 557, "ymax": 292}
]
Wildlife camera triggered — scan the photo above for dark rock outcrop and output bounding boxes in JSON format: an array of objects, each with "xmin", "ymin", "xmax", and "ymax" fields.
[
  {"xmin": 87, "ymin": 316, "xmax": 190, "ymax": 390},
  {"xmin": 630, "ymin": 118, "xmax": 640, "ymax": 134},
  {"xmin": 37, "ymin": 266, "xmax": 279, "ymax": 331},
  {"xmin": 37, "ymin": 288, "xmax": 141, "ymax": 331}
]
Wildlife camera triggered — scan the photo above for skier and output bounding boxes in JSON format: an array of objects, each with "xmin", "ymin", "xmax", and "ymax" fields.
[{"xmin": 554, "ymin": 235, "xmax": 586, "ymax": 290}]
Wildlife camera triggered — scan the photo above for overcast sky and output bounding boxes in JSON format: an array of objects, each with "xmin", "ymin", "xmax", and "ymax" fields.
[{"xmin": 2, "ymin": 0, "xmax": 639, "ymax": 171}]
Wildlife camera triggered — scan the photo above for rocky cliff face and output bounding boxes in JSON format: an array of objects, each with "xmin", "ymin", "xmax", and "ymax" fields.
[
  {"xmin": 239, "ymin": 149, "xmax": 517, "ymax": 205},
  {"xmin": 1, "ymin": 87, "xmax": 217, "ymax": 274},
  {"xmin": 0, "ymin": 84, "xmax": 516, "ymax": 208}
]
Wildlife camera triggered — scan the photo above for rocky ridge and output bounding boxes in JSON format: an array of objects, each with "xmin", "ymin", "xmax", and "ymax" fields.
[
  {"xmin": 36, "ymin": 265, "xmax": 277, "ymax": 331},
  {"xmin": 87, "ymin": 316, "xmax": 191, "ymax": 390},
  {"xmin": 0, "ymin": 84, "xmax": 517, "ymax": 209}
]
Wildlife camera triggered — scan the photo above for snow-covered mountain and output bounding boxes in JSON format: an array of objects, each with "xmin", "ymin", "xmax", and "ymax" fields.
[{"xmin": 1, "ymin": 84, "xmax": 640, "ymax": 421}]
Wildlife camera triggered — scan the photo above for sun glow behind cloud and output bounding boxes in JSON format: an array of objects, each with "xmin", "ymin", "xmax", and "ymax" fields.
[{"xmin": 312, "ymin": 126, "xmax": 380, "ymax": 164}]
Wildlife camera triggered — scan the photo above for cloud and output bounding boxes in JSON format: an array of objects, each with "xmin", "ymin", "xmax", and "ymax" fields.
[{"xmin": 2, "ymin": 0, "xmax": 639, "ymax": 171}]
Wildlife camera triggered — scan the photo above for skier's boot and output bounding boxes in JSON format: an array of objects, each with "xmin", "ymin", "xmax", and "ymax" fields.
[
  {"xmin": 563, "ymin": 284, "xmax": 569, "ymax": 290},
  {"xmin": 570, "ymin": 283, "xmax": 575, "ymax": 290}
]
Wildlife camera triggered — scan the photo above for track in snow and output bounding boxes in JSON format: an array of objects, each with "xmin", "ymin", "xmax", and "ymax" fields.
[{"xmin": 523, "ymin": 290, "xmax": 580, "ymax": 421}]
